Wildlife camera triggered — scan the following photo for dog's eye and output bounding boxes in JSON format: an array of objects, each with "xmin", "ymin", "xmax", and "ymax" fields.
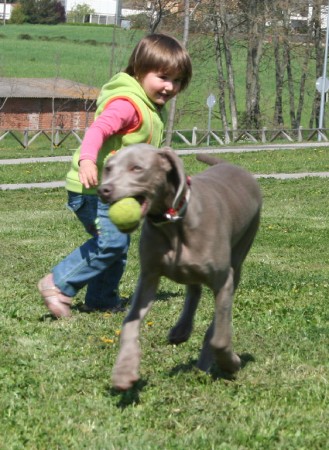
[{"xmin": 130, "ymin": 165, "xmax": 142, "ymax": 172}]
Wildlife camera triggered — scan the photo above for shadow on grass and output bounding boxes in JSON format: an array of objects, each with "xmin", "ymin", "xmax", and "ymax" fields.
[
  {"xmin": 210, "ymin": 353, "xmax": 256, "ymax": 381},
  {"xmin": 69, "ymin": 290, "xmax": 182, "ymax": 315},
  {"xmin": 39, "ymin": 313, "xmax": 61, "ymax": 322},
  {"xmin": 168, "ymin": 352, "xmax": 255, "ymax": 381},
  {"xmin": 155, "ymin": 290, "xmax": 183, "ymax": 302},
  {"xmin": 105, "ymin": 353, "xmax": 256, "ymax": 407},
  {"xmin": 240, "ymin": 352, "xmax": 256, "ymax": 368},
  {"xmin": 108, "ymin": 379, "xmax": 148, "ymax": 409},
  {"xmin": 168, "ymin": 358, "xmax": 197, "ymax": 376}
]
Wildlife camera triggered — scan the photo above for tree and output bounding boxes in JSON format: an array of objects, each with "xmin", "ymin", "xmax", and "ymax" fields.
[
  {"xmin": 271, "ymin": 3, "xmax": 288, "ymax": 127},
  {"xmin": 66, "ymin": 3, "xmax": 95, "ymax": 23},
  {"xmin": 132, "ymin": 0, "xmax": 328, "ymax": 135},
  {"xmin": 243, "ymin": 0, "xmax": 267, "ymax": 129},
  {"xmin": 213, "ymin": 7, "xmax": 230, "ymax": 135},
  {"xmin": 308, "ymin": 0, "xmax": 324, "ymax": 128},
  {"xmin": 148, "ymin": 0, "xmax": 164, "ymax": 32},
  {"xmin": 10, "ymin": 3, "xmax": 27, "ymax": 23},
  {"xmin": 211, "ymin": 0, "xmax": 239, "ymax": 137},
  {"xmin": 20, "ymin": 0, "xmax": 38, "ymax": 23},
  {"xmin": 165, "ymin": 0, "xmax": 190, "ymax": 145},
  {"xmin": 38, "ymin": 0, "xmax": 66, "ymax": 24},
  {"xmin": 19, "ymin": 0, "xmax": 66, "ymax": 24}
]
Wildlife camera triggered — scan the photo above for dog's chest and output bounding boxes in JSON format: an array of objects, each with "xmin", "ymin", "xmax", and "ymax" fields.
[
  {"xmin": 160, "ymin": 243, "xmax": 218, "ymax": 284},
  {"xmin": 142, "ymin": 222, "xmax": 229, "ymax": 284}
]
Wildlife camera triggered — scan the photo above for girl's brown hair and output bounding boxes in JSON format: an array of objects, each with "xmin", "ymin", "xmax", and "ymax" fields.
[{"xmin": 125, "ymin": 33, "xmax": 192, "ymax": 91}]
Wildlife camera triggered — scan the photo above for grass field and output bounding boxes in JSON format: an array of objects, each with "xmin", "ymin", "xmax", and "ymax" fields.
[
  {"xmin": 0, "ymin": 148, "xmax": 328, "ymax": 449},
  {"xmin": 0, "ymin": 23, "xmax": 321, "ymax": 130},
  {"xmin": 1, "ymin": 147, "xmax": 329, "ymax": 184},
  {"xmin": 0, "ymin": 24, "xmax": 215, "ymax": 130},
  {"xmin": 1, "ymin": 23, "xmax": 329, "ymax": 447}
]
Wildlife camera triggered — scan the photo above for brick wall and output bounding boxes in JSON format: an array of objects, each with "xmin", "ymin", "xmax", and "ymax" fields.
[{"xmin": 0, "ymin": 98, "xmax": 96, "ymax": 130}]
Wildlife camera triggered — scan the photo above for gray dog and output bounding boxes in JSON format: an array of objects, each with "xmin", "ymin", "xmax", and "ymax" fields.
[{"xmin": 98, "ymin": 143, "xmax": 262, "ymax": 390}]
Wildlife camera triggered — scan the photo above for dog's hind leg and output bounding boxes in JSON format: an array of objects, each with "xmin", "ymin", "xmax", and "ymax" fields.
[
  {"xmin": 197, "ymin": 268, "xmax": 241, "ymax": 374},
  {"xmin": 211, "ymin": 268, "xmax": 241, "ymax": 373},
  {"xmin": 196, "ymin": 319, "xmax": 215, "ymax": 372},
  {"xmin": 168, "ymin": 284, "xmax": 202, "ymax": 344},
  {"xmin": 231, "ymin": 210, "xmax": 261, "ymax": 291}
]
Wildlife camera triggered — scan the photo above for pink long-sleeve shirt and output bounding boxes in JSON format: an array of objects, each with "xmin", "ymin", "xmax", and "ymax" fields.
[{"xmin": 79, "ymin": 99, "xmax": 139, "ymax": 163}]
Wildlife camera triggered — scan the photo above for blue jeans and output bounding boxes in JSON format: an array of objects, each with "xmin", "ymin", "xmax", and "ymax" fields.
[{"xmin": 52, "ymin": 192, "xmax": 130, "ymax": 309}]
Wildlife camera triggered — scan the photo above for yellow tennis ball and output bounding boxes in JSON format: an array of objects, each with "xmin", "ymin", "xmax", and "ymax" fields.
[{"xmin": 109, "ymin": 197, "xmax": 142, "ymax": 232}]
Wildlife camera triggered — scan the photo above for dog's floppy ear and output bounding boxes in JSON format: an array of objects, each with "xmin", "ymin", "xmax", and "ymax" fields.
[{"xmin": 157, "ymin": 146, "xmax": 186, "ymax": 209}]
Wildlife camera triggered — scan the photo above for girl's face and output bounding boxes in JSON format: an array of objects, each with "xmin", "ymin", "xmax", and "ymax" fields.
[{"xmin": 139, "ymin": 71, "xmax": 182, "ymax": 106}]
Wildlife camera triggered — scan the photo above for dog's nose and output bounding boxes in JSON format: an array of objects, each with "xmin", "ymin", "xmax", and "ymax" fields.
[{"xmin": 98, "ymin": 184, "xmax": 113, "ymax": 202}]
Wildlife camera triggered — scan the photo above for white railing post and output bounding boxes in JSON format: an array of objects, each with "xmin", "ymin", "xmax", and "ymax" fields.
[{"xmin": 192, "ymin": 127, "xmax": 197, "ymax": 145}]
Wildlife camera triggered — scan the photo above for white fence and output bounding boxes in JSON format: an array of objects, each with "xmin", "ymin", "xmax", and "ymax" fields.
[
  {"xmin": 172, "ymin": 126, "xmax": 329, "ymax": 146},
  {"xmin": 1, "ymin": 126, "xmax": 329, "ymax": 150}
]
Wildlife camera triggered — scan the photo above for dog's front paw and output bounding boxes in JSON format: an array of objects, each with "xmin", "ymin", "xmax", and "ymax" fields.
[
  {"xmin": 112, "ymin": 348, "xmax": 141, "ymax": 390},
  {"xmin": 214, "ymin": 349, "xmax": 241, "ymax": 373},
  {"xmin": 112, "ymin": 367, "xmax": 139, "ymax": 391}
]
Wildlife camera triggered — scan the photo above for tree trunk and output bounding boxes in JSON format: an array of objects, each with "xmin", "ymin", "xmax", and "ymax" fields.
[
  {"xmin": 217, "ymin": 0, "xmax": 238, "ymax": 133},
  {"xmin": 309, "ymin": 0, "xmax": 323, "ymax": 128},
  {"xmin": 245, "ymin": 0, "xmax": 265, "ymax": 129},
  {"xmin": 284, "ymin": 36, "xmax": 297, "ymax": 129},
  {"xmin": 165, "ymin": 0, "xmax": 189, "ymax": 145},
  {"xmin": 213, "ymin": 12, "xmax": 229, "ymax": 134},
  {"xmin": 149, "ymin": 0, "xmax": 163, "ymax": 33},
  {"xmin": 273, "ymin": 32, "xmax": 286, "ymax": 127},
  {"xmin": 295, "ymin": 46, "xmax": 312, "ymax": 128}
]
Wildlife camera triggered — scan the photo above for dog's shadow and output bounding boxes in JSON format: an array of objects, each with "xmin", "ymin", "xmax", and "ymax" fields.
[
  {"xmin": 155, "ymin": 290, "xmax": 184, "ymax": 302},
  {"xmin": 169, "ymin": 353, "xmax": 255, "ymax": 381},
  {"xmin": 108, "ymin": 379, "xmax": 148, "ymax": 409},
  {"xmin": 109, "ymin": 353, "xmax": 255, "ymax": 408}
]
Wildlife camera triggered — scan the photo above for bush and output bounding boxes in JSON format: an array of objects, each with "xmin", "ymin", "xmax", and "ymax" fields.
[
  {"xmin": 18, "ymin": 33, "xmax": 33, "ymax": 40},
  {"xmin": 17, "ymin": 0, "xmax": 66, "ymax": 24},
  {"xmin": 127, "ymin": 13, "xmax": 150, "ymax": 30},
  {"xmin": 9, "ymin": 3, "xmax": 28, "ymax": 24}
]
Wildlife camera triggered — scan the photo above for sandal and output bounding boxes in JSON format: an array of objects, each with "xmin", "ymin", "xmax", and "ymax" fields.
[{"xmin": 38, "ymin": 274, "xmax": 72, "ymax": 318}]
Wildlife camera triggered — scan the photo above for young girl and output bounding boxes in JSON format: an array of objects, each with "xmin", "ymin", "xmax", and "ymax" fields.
[{"xmin": 38, "ymin": 33, "xmax": 192, "ymax": 318}]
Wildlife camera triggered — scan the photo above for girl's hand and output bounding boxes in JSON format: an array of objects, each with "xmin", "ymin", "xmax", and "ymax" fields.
[{"xmin": 78, "ymin": 160, "xmax": 98, "ymax": 189}]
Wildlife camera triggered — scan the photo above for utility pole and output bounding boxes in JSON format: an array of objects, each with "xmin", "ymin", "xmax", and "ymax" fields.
[
  {"xmin": 115, "ymin": 0, "xmax": 121, "ymax": 26},
  {"xmin": 3, "ymin": 0, "xmax": 7, "ymax": 25},
  {"xmin": 318, "ymin": 0, "xmax": 329, "ymax": 140}
]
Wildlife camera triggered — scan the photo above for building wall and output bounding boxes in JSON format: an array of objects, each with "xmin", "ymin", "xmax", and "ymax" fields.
[
  {"xmin": 63, "ymin": 0, "xmax": 117, "ymax": 15},
  {"xmin": 0, "ymin": 3, "xmax": 12, "ymax": 20},
  {"xmin": 0, "ymin": 98, "xmax": 96, "ymax": 130}
]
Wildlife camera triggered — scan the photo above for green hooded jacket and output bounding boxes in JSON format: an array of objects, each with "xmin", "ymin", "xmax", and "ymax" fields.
[{"xmin": 65, "ymin": 72, "xmax": 166, "ymax": 194}]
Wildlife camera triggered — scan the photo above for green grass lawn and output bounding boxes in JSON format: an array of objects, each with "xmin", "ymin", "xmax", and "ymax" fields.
[
  {"xmin": 0, "ymin": 24, "xmax": 144, "ymax": 86},
  {"xmin": 1, "ymin": 147, "xmax": 328, "ymax": 185},
  {"xmin": 0, "ymin": 151, "xmax": 328, "ymax": 449},
  {"xmin": 0, "ymin": 23, "xmax": 322, "ymax": 130}
]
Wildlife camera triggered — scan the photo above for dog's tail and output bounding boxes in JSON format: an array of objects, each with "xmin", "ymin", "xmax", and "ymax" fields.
[{"xmin": 196, "ymin": 154, "xmax": 226, "ymax": 166}]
